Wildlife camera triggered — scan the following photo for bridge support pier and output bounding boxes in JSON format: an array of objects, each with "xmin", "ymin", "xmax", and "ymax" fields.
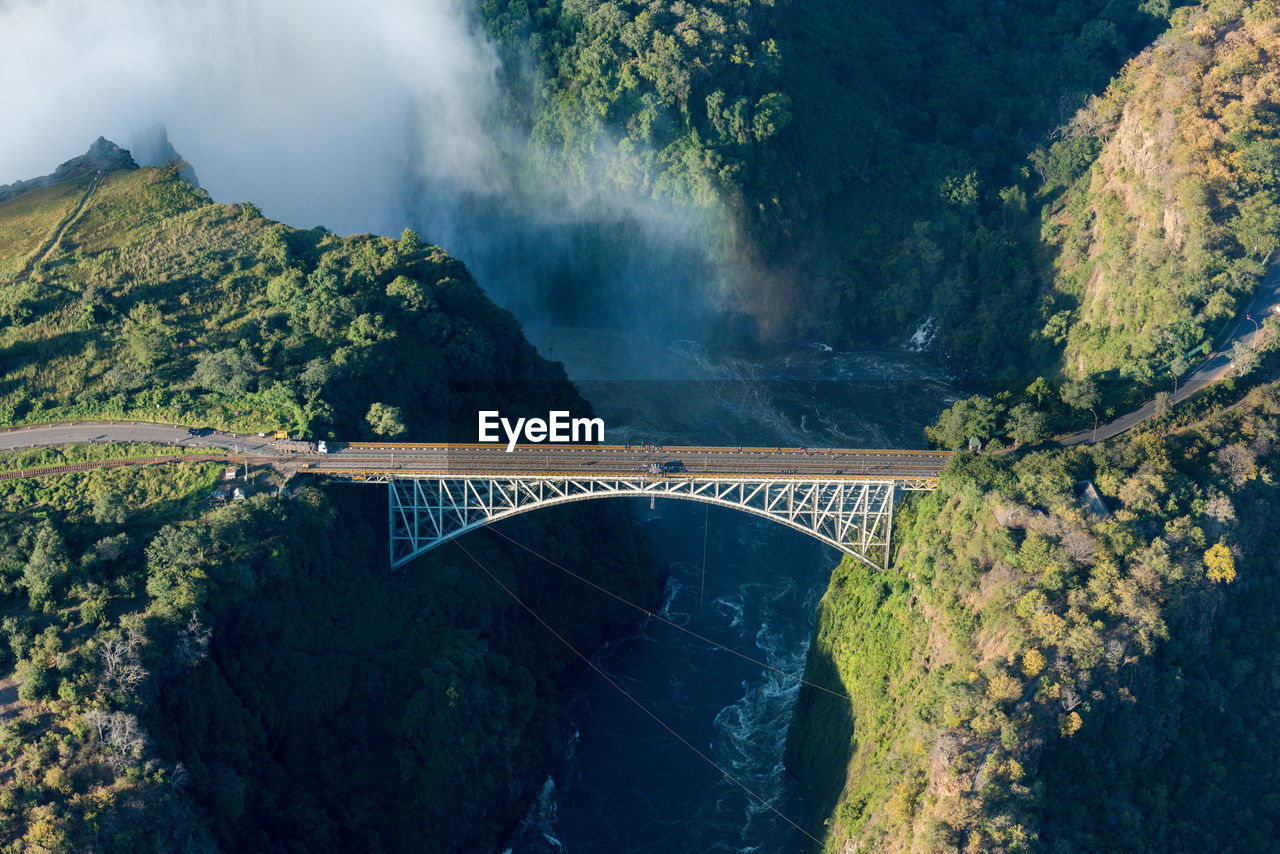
[{"xmin": 388, "ymin": 475, "xmax": 913, "ymax": 571}]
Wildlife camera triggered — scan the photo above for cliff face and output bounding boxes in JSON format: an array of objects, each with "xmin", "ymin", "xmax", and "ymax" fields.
[
  {"xmin": 788, "ymin": 379, "xmax": 1280, "ymax": 852},
  {"xmin": 144, "ymin": 489, "xmax": 655, "ymax": 852},
  {"xmin": 782, "ymin": 6, "xmax": 1280, "ymax": 849},
  {"xmin": 0, "ymin": 147, "xmax": 657, "ymax": 851},
  {"xmin": 1045, "ymin": 2, "xmax": 1280, "ymax": 379},
  {"xmin": 474, "ymin": 0, "xmax": 1177, "ymax": 366}
]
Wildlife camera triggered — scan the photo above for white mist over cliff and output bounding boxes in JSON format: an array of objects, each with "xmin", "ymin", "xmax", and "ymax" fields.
[
  {"xmin": 0, "ymin": 0, "xmax": 504, "ymax": 236},
  {"xmin": 1, "ymin": 0, "xmax": 736, "ymax": 340}
]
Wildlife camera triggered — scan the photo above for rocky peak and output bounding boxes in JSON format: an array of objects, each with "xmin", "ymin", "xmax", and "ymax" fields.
[
  {"xmin": 0, "ymin": 137, "xmax": 139, "ymax": 204},
  {"xmin": 54, "ymin": 136, "xmax": 139, "ymax": 178}
]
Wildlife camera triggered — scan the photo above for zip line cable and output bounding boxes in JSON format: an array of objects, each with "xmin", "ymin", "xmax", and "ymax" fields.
[
  {"xmin": 700, "ymin": 504, "xmax": 709, "ymax": 615},
  {"xmin": 451, "ymin": 539, "xmax": 827, "ymax": 851},
  {"xmin": 484, "ymin": 526, "xmax": 851, "ymax": 701}
]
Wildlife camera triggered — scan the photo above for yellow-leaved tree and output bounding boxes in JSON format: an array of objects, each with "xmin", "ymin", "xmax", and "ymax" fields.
[{"xmin": 1204, "ymin": 542, "xmax": 1237, "ymax": 584}]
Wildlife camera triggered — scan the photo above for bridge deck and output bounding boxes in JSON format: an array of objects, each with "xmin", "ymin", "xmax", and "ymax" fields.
[{"xmin": 308, "ymin": 443, "xmax": 952, "ymax": 484}]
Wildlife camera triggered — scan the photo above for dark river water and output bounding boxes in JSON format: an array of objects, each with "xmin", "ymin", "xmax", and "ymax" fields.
[{"xmin": 500, "ymin": 328, "xmax": 954, "ymax": 854}]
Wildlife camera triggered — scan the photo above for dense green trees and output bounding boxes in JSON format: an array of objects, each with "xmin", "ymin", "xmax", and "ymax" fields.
[
  {"xmin": 21, "ymin": 525, "xmax": 71, "ymax": 612},
  {"xmin": 365, "ymin": 401, "xmax": 407, "ymax": 437},
  {"xmin": 792, "ymin": 377, "xmax": 1280, "ymax": 851},
  {"xmin": 924, "ymin": 394, "xmax": 1003, "ymax": 449},
  {"xmin": 1006, "ymin": 403, "xmax": 1051, "ymax": 446},
  {"xmin": 480, "ymin": 0, "xmax": 792, "ymax": 206},
  {"xmin": 191, "ymin": 348, "xmax": 256, "ymax": 395},
  {"xmin": 120, "ymin": 302, "xmax": 174, "ymax": 369},
  {"xmin": 475, "ymin": 0, "xmax": 1188, "ymax": 381},
  {"xmin": 0, "ymin": 460, "xmax": 656, "ymax": 851}
]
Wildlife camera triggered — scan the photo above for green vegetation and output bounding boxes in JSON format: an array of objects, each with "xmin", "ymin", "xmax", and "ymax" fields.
[
  {"xmin": 1043, "ymin": 0, "xmax": 1280, "ymax": 382},
  {"xmin": 0, "ymin": 181, "xmax": 85, "ymax": 279},
  {"xmin": 8, "ymin": 0, "xmax": 1280, "ymax": 846},
  {"xmin": 0, "ymin": 164, "xmax": 573, "ymax": 440},
  {"xmin": 0, "ymin": 157, "xmax": 657, "ymax": 850},
  {"xmin": 905, "ymin": 25, "xmax": 1280, "ymax": 826},
  {"xmin": 0, "ymin": 442, "xmax": 210, "ymax": 474},
  {"xmin": 480, "ymin": 0, "xmax": 1280, "ymax": 402},
  {"xmin": 790, "ymin": 379, "xmax": 1280, "ymax": 851},
  {"xmin": 480, "ymin": 0, "xmax": 791, "ymax": 207},
  {"xmin": 0, "ymin": 463, "xmax": 652, "ymax": 852},
  {"xmin": 923, "ymin": 348, "xmax": 1280, "ymax": 452},
  {"xmin": 478, "ymin": 0, "xmax": 1190, "ymax": 376}
]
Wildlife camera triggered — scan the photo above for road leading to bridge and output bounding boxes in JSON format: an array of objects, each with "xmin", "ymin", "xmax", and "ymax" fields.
[
  {"xmin": 0, "ymin": 422, "xmax": 275, "ymax": 455},
  {"xmin": 1056, "ymin": 251, "xmax": 1280, "ymax": 445},
  {"xmin": 4, "ymin": 252, "xmax": 1276, "ymax": 481}
]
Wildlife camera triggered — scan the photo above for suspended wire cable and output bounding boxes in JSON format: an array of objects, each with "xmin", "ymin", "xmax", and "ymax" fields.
[
  {"xmin": 485, "ymin": 526, "xmax": 851, "ymax": 701},
  {"xmin": 700, "ymin": 503, "xmax": 709, "ymax": 615},
  {"xmin": 451, "ymin": 539, "xmax": 828, "ymax": 851}
]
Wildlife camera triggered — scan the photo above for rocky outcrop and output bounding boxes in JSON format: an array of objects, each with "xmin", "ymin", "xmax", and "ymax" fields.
[
  {"xmin": 127, "ymin": 123, "xmax": 200, "ymax": 187},
  {"xmin": 0, "ymin": 136, "xmax": 137, "ymax": 203}
]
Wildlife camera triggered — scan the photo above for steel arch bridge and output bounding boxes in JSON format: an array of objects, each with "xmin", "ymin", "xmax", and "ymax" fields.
[
  {"xmin": 308, "ymin": 443, "xmax": 949, "ymax": 571},
  {"xmin": 378, "ymin": 474, "xmax": 937, "ymax": 571}
]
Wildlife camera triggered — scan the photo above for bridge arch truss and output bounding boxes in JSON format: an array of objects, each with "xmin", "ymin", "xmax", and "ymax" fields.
[{"xmin": 385, "ymin": 474, "xmax": 934, "ymax": 571}]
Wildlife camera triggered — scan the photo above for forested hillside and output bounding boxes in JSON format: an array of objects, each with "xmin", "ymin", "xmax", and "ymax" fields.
[
  {"xmin": 777, "ymin": 4, "xmax": 1280, "ymax": 850},
  {"xmin": 0, "ymin": 151, "xmax": 658, "ymax": 851},
  {"xmin": 1043, "ymin": 1, "xmax": 1280, "ymax": 382},
  {"xmin": 0, "ymin": 153, "xmax": 582, "ymax": 438},
  {"xmin": 789, "ymin": 380, "xmax": 1280, "ymax": 852},
  {"xmin": 7, "ymin": 0, "xmax": 1280, "ymax": 848},
  {"xmin": 475, "ymin": 0, "xmax": 1190, "ymax": 374}
]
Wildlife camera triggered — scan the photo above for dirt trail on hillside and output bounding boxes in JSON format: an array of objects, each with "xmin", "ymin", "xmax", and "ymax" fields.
[{"xmin": 12, "ymin": 171, "xmax": 101, "ymax": 282}]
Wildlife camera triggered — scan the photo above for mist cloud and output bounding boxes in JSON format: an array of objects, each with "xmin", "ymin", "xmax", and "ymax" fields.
[
  {"xmin": 0, "ymin": 0, "xmax": 503, "ymax": 235},
  {"xmin": 1, "ymin": 0, "xmax": 740, "ymax": 357}
]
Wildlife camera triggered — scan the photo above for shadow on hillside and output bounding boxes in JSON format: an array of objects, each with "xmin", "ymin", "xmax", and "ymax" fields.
[
  {"xmin": 0, "ymin": 328, "xmax": 96, "ymax": 388},
  {"xmin": 761, "ymin": 0, "xmax": 1174, "ymax": 369},
  {"xmin": 785, "ymin": 643, "xmax": 856, "ymax": 831}
]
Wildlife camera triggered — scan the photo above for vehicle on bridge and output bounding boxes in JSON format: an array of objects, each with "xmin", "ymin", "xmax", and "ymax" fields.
[
  {"xmin": 644, "ymin": 460, "xmax": 685, "ymax": 475},
  {"xmin": 274, "ymin": 439, "xmax": 320, "ymax": 454}
]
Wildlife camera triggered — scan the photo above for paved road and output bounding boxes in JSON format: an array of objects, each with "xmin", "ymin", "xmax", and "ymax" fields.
[
  {"xmin": 0, "ymin": 422, "xmax": 275, "ymax": 454},
  {"xmin": 1056, "ymin": 255, "xmax": 1280, "ymax": 445},
  {"xmin": 310, "ymin": 443, "xmax": 950, "ymax": 483},
  {"xmin": 0, "ymin": 422, "xmax": 950, "ymax": 484}
]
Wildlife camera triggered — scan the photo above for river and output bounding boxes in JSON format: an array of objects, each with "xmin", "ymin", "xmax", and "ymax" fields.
[
  {"xmin": 499, "ymin": 327, "xmax": 954, "ymax": 853},
  {"xmin": 400, "ymin": 152, "xmax": 953, "ymax": 853}
]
